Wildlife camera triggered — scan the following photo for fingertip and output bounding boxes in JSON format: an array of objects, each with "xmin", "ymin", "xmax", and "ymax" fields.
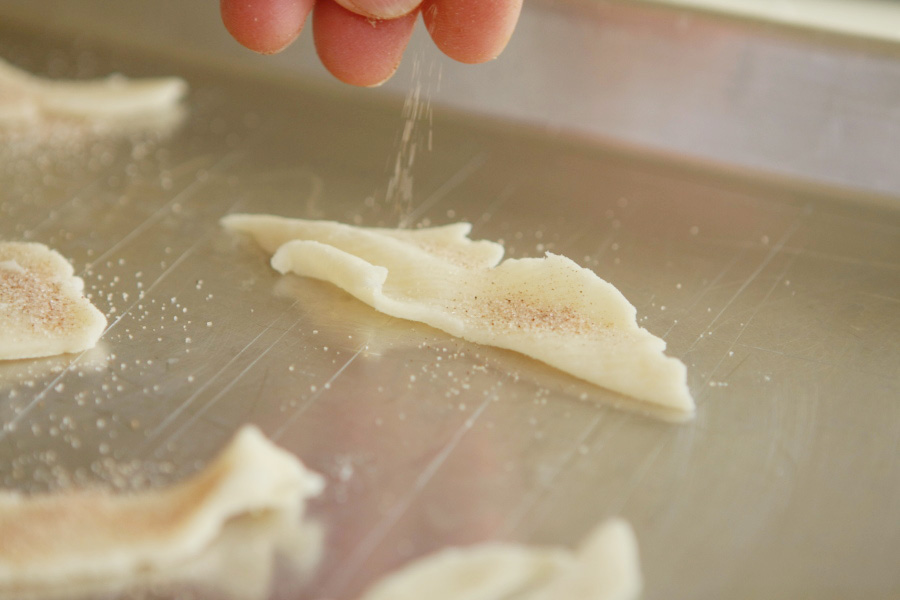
[
  {"xmin": 423, "ymin": 0, "xmax": 523, "ymax": 64},
  {"xmin": 221, "ymin": 0, "xmax": 315, "ymax": 55},
  {"xmin": 314, "ymin": 0, "xmax": 417, "ymax": 87}
]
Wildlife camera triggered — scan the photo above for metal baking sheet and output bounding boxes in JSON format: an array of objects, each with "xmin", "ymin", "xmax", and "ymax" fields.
[{"xmin": 1, "ymin": 8, "xmax": 898, "ymax": 600}]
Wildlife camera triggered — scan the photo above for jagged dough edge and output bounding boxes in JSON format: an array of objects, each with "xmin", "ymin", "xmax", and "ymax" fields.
[
  {"xmin": 0, "ymin": 242, "xmax": 107, "ymax": 360},
  {"xmin": 518, "ymin": 519, "xmax": 642, "ymax": 600},
  {"xmin": 0, "ymin": 57, "xmax": 187, "ymax": 121},
  {"xmin": 358, "ymin": 519, "xmax": 641, "ymax": 600},
  {"xmin": 0, "ymin": 426, "xmax": 324, "ymax": 588},
  {"xmin": 222, "ymin": 215, "xmax": 694, "ymax": 412}
]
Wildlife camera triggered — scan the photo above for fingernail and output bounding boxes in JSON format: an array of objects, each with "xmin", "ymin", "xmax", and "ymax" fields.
[{"xmin": 365, "ymin": 68, "xmax": 398, "ymax": 87}]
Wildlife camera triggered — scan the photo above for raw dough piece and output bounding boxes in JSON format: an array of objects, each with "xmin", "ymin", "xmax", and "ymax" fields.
[
  {"xmin": 3, "ymin": 512, "xmax": 324, "ymax": 600},
  {"xmin": 222, "ymin": 216, "xmax": 694, "ymax": 412},
  {"xmin": 516, "ymin": 520, "xmax": 642, "ymax": 600},
  {"xmin": 0, "ymin": 57, "xmax": 187, "ymax": 123},
  {"xmin": 0, "ymin": 425, "xmax": 325, "ymax": 589},
  {"xmin": 0, "ymin": 242, "xmax": 107, "ymax": 360},
  {"xmin": 359, "ymin": 519, "xmax": 641, "ymax": 600}
]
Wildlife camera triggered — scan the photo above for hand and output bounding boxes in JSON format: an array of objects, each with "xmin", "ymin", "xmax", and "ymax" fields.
[{"xmin": 220, "ymin": 0, "xmax": 523, "ymax": 87}]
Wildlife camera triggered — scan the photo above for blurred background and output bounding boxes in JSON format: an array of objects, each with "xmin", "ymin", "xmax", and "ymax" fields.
[{"xmin": 2, "ymin": 0, "xmax": 900, "ymax": 197}]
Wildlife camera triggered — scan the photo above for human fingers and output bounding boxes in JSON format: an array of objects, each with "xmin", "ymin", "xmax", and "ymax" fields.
[
  {"xmin": 220, "ymin": 0, "xmax": 316, "ymax": 54},
  {"xmin": 332, "ymin": 0, "xmax": 422, "ymax": 20},
  {"xmin": 422, "ymin": 0, "xmax": 523, "ymax": 64},
  {"xmin": 313, "ymin": 0, "xmax": 419, "ymax": 87}
]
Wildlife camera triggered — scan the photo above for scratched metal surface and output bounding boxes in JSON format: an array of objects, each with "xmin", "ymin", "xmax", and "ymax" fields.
[{"xmin": 1, "ymin": 16, "xmax": 899, "ymax": 600}]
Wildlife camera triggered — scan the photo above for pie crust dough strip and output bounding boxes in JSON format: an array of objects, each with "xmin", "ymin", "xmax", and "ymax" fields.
[
  {"xmin": 3, "ymin": 512, "xmax": 323, "ymax": 600},
  {"xmin": 0, "ymin": 426, "xmax": 324, "ymax": 589},
  {"xmin": 0, "ymin": 57, "xmax": 187, "ymax": 122},
  {"xmin": 222, "ymin": 215, "xmax": 694, "ymax": 412},
  {"xmin": 359, "ymin": 519, "xmax": 641, "ymax": 600},
  {"xmin": 0, "ymin": 242, "xmax": 107, "ymax": 360}
]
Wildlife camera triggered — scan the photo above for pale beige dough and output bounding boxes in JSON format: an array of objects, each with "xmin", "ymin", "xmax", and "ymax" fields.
[
  {"xmin": 0, "ymin": 426, "xmax": 324, "ymax": 590},
  {"xmin": 359, "ymin": 519, "xmax": 641, "ymax": 600},
  {"xmin": 222, "ymin": 215, "xmax": 695, "ymax": 412},
  {"xmin": 3, "ymin": 512, "xmax": 323, "ymax": 600},
  {"xmin": 0, "ymin": 57, "xmax": 187, "ymax": 123},
  {"xmin": 0, "ymin": 242, "xmax": 107, "ymax": 360}
]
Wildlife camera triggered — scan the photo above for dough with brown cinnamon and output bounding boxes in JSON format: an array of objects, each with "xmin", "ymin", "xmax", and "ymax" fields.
[
  {"xmin": 0, "ymin": 426, "xmax": 324, "ymax": 589},
  {"xmin": 0, "ymin": 242, "xmax": 106, "ymax": 360},
  {"xmin": 222, "ymin": 215, "xmax": 694, "ymax": 412}
]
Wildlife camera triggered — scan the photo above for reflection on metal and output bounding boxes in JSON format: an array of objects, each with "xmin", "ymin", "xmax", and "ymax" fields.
[{"xmin": 642, "ymin": 0, "xmax": 900, "ymax": 42}]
